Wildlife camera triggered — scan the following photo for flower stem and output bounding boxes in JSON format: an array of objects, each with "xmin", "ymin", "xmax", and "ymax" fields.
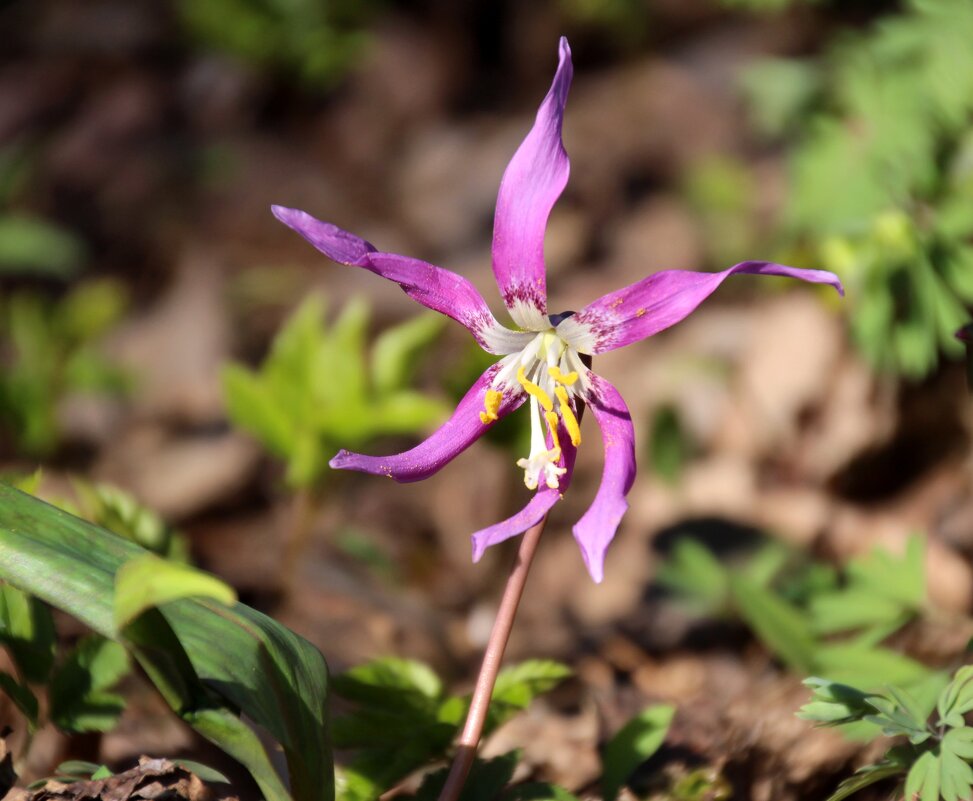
[{"xmin": 437, "ymin": 514, "xmax": 549, "ymax": 801}]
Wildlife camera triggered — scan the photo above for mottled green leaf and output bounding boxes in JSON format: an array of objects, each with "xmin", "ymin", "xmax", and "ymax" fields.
[
  {"xmin": 0, "ymin": 483, "xmax": 332, "ymax": 801},
  {"xmin": 113, "ymin": 554, "xmax": 237, "ymax": 631}
]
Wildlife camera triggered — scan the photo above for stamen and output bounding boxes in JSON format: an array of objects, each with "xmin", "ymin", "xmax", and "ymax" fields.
[
  {"xmin": 555, "ymin": 386, "xmax": 581, "ymax": 446},
  {"xmin": 548, "ymin": 365, "xmax": 579, "ymax": 386},
  {"xmin": 517, "ymin": 366, "xmax": 554, "ymax": 413},
  {"xmin": 479, "ymin": 389, "xmax": 503, "ymax": 424},
  {"xmin": 544, "ymin": 410, "xmax": 561, "ymax": 451}
]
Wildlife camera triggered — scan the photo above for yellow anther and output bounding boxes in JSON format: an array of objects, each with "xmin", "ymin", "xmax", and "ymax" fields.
[
  {"xmin": 547, "ymin": 365, "xmax": 579, "ymax": 386},
  {"xmin": 516, "ymin": 366, "xmax": 553, "ymax": 413},
  {"xmin": 479, "ymin": 389, "xmax": 503, "ymax": 424},
  {"xmin": 555, "ymin": 386, "xmax": 581, "ymax": 446},
  {"xmin": 544, "ymin": 410, "xmax": 561, "ymax": 451}
]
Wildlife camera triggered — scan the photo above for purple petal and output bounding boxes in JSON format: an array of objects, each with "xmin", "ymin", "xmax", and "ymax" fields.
[
  {"xmin": 491, "ymin": 37, "xmax": 573, "ymax": 330},
  {"xmin": 572, "ymin": 374, "xmax": 636, "ymax": 583},
  {"xmin": 558, "ymin": 261, "xmax": 845, "ymax": 354},
  {"xmin": 273, "ymin": 205, "xmax": 530, "ymax": 355},
  {"xmin": 470, "ymin": 424, "xmax": 578, "ymax": 561},
  {"xmin": 329, "ymin": 363, "xmax": 524, "ymax": 482}
]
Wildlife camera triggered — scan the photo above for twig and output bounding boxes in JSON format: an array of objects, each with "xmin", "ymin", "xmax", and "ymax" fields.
[{"xmin": 437, "ymin": 514, "xmax": 550, "ymax": 801}]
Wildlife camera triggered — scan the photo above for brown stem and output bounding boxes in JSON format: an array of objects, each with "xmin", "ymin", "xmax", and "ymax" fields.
[{"xmin": 437, "ymin": 514, "xmax": 549, "ymax": 801}]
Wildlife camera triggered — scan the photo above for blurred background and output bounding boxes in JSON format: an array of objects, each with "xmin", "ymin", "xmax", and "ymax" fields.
[{"xmin": 2, "ymin": 0, "xmax": 973, "ymax": 798}]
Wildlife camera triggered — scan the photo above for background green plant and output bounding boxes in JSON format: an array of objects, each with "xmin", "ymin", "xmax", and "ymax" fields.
[
  {"xmin": 222, "ymin": 293, "xmax": 448, "ymax": 492},
  {"xmin": 801, "ymin": 666, "xmax": 973, "ymax": 801},
  {"xmin": 741, "ymin": 0, "xmax": 973, "ymax": 378},
  {"xmin": 656, "ymin": 534, "xmax": 943, "ymax": 696},
  {"xmin": 0, "ymin": 280, "xmax": 129, "ymax": 456},
  {"xmin": 175, "ymin": 0, "xmax": 378, "ymax": 89}
]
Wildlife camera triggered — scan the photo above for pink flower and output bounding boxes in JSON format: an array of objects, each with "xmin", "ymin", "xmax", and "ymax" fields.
[{"xmin": 272, "ymin": 37, "xmax": 843, "ymax": 582}]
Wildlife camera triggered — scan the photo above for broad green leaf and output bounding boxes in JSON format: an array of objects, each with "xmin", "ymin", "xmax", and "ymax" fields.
[
  {"xmin": 49, "ymin": 635, "xmax": 129, "ymax": 733},
  {"xmin": 90, "ymin": 766, "xmax": 113, "ymax": 780},
  {"xmin": 0, "ymin": 670, "xmax": 38, "ymax": 725},
  {"xmin": 113, "ymin": 554, "xmax": 237, "ymax": 631},
  {"xmin": 729, "ymin": 576, "xmax": 817, "ymax": 672},
  {"xmin": 371, "ymin": 313, "xmax": 444, "ymax": 394},
  {"xmin": 0, "ymin": 582, "xmax": 55, "ymax": 682},
  {"xmin": 601, "ymin": 704, "xmax": 675, "ymax": 801},
  {"xmin": 0, "ymin": 483, "xmax": 332, "ymax": 801}
]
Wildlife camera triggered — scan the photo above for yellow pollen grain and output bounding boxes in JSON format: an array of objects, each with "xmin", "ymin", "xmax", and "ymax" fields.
[
  {"xmin": 517, "ymin": 366, "xmax": 553, "ymax": 412},
  {"xmin": 479, "ymin": 389, "xmax": 502, "ymax": 424},
  {"xmin": 555, "ymin": 386, "xmax": 581, "ymax": 446},
  {"xmin": 548, "ymin": 365, "xmax": 579, "ymax": 386},
  {"xmin": 544, "ymin": 410, "xmax": 561, "ymax": 450}
]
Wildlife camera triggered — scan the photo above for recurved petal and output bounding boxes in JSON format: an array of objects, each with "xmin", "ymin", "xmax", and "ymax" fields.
[
  {"xmin": 572, "ymin": 374, "xmax": 635, "ymax": 583},
  {"xmin": 557, "ymin": 261, "xmax": 845, "ymax": 354},
  {"xmin": 491, "ymin": 37, "xmax": 573, "ymax": 331},
  {"xmin": 470, "ymin": 426, "xmax": 578, "ymax": 561},
  {"xmin": 329, "ymin": 362, "xmax": 524, "ymax": 482},
  {"xmin": 273, "ymin": 205, "xmax": 531, "ymax": 355}
]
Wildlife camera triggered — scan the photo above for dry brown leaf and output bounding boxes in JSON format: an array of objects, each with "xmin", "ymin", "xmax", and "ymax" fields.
[{"xmin": 28, "ymin": 757, "xmax": 234, "ymax": 801}]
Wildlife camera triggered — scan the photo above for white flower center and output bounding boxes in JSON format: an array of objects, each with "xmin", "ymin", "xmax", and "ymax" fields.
[{"xmin": 479, "ymin": 329, "xmax": 590, "ymax": 490}]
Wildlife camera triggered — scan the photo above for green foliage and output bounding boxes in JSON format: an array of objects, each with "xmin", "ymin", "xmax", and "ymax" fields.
[
  {"xmin": 743, "ymin": 0, "xmax": 973, "ymax": 378},
  {"xmin": 223, "ymin": 294, "xmax": 448, "ymax": 490},
  {"xmin": 48, "ymin": 635, "xmax": 129, "ymax": 733},
  {"xmin": 0, "ymin": 581, "xmax": 128, "ymax": 735},
  {"xmin": 601, "ymin": 705, "xmax": 675, "ymax": 801},
  {"xmin": 0, "ymin": 280, "xmax": 129, "ymax": 456},
  {"xmin": 0, "ymin": 483, "xmax": 332, "ymax": 801},
  {"xmin": 330, "ymin": 656, "xmax": 670, "ymax": 801},
  {"xmin": 0, "ymin": 215, "xmax": 86, "ymax": 279},
  {"xmin": 801, "ymin": 666, "xmax": 973, "ymax": 801},
  {"xmin": 68, "ymin": 481, "xmax": 190, "ymax": 561},
  {"xmin": 113, "ymin": 554, "xmax": 237, "ymax": 630},
  {"xmin": 175, "ymin": 0, "xmax": 377, "ymax": 89},
  {"xmin": 657, "ymin": 534, "xmax": 938, "ymax": 691},
  {"xmin": 332, "ymin": 657, "xmax": 571, "ymax": 801}
]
